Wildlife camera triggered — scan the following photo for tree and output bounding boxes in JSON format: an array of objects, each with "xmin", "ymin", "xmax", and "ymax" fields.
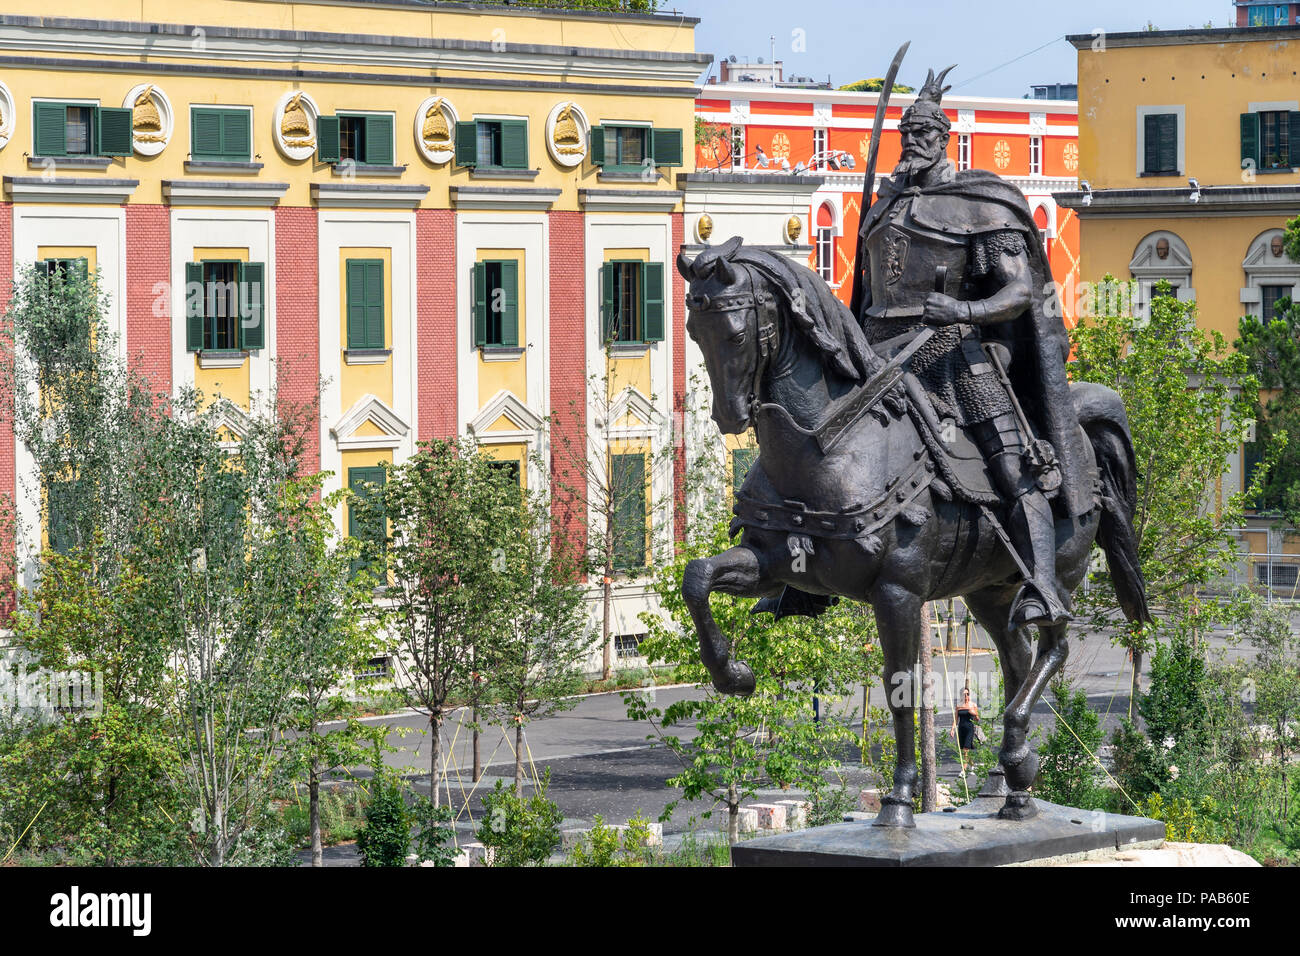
[
  {"xmin": 366, "ymin": 437, "xmax": 518, "ymax": 807},
  {"xmin": 1069, "ymin": 277, "xmax": 1274, "ymax": 702},
  {"xmin": 485, "ymin": 479, "xmax": 597, "ymax": 794},
  {"xmin": 550, "ymin": 351, "xmax": 675, "ymax": 681},
  {"xmin": 837, "ymin": 79, "xmax": 915, "ymax": 93},
  {"xmin": 1236, "ymin": 293, "xmax": 1300, "ymax": 522},
  {"xmin": 1036, "ymin": 677, "xmax": 1105, "ymax": 809},
  {"xmin": 277, "ymin": 481, "xmax": 387, "ymax": 867}
]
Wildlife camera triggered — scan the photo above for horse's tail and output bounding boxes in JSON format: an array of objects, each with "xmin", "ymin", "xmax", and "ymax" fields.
[{"xmin": 1073, "ymin": 382, "xmax": 1151, "ymax": 625}]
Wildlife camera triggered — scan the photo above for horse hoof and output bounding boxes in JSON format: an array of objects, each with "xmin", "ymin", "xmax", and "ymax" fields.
[
  {"xmin": 978, "ymin": 767, "xmax": 1011, "ymax": 798},
  {"xmin": 1003, "ymin": 750, "xmax": 1039, "ymax": 792},
  {"xmin": 713, "ymin": 661, "xmax": 756, "ymax": 697},
  {"xmin": 871, "ymin": 797, "xmax": 916, "ymax": 829},
  {"xmin": 997, "ymin": 791, "xmax": 1038, "ymax": 821}
]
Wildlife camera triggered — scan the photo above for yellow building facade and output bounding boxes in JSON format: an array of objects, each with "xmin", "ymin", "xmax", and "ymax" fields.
[
  {"xmin": 1058, "ymin": 24, "xmax": 1300, "ymax": 567},
  {"xmin": 0, "ymin": 0, "xmax": 709, "ymax": 666}
]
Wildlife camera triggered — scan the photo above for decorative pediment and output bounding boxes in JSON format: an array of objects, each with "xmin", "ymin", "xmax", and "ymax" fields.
[
  {"xmin": 603, "ymin": 387, "xmax": 658, "ymax": 439},
  {"xmin": 206, "ymin": 398, "xmax": 254, "ymax": 451},
  {"xmin": 468, "ymin": 390, "xmax": 543, "ymax": 443},
  {"xmin": 330, "ymin": 393, "xmax": 410, "ymax": 450},
  {"xmin": 1129, "ymin": 230, "xmax": 1192, "ymax": 275}
]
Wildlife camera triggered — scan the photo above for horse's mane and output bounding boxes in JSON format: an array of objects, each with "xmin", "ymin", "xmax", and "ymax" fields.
[{"xmin": 688, "ymin": 239, "xmax": 884, "ymax": 383}]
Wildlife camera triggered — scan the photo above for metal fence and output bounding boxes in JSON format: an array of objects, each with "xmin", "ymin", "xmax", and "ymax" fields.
[{"xmin": 1209, "ymin": 552, "xmax": 1300, "ymax": 603}]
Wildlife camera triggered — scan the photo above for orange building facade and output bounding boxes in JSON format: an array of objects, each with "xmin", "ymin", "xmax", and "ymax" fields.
[{"xmin": 694, "ymin": 86, "xmax": 1082, "ymax": 324}]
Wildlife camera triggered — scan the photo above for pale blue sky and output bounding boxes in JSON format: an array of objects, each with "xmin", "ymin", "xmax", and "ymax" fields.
[{"xmin": 676, "ymin": 0, "xmax": 1235, "ymax": 97}]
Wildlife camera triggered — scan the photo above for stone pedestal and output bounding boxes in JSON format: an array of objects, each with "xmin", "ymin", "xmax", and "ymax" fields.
[{"xmin": 730, "ymin": 797, "xmax": 1166, "ymax": 867}]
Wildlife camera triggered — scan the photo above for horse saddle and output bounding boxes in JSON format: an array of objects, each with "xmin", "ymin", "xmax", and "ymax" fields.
[{"xmin": 903, "ymin": 370, "xmax": 1003, "ymax": 507}]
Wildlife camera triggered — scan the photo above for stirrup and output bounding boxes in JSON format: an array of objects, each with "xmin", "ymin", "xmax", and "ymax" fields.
[{"xmin": 1009, "ymin": 581, "xmax": 1071, "ymax": 628}]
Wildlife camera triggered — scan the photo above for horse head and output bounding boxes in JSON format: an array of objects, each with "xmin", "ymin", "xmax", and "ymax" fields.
[
  {"xmin": 679, "ymin": 237, "xmax": 768, "ymax": 433},
  {"xmin": 680, "ymin": 236, "xmax": 882, "ymax": 435}
]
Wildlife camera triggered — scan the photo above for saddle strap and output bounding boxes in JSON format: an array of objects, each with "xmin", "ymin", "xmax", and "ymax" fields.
[{"xmin": 733, "ymin": 453, "xmax": 936, "ymax": 541}]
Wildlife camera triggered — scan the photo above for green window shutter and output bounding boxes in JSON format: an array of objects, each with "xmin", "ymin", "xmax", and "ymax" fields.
[
  {"xmin": 98, "ymin": 106, "xmax": 133, "ymax": 157},
  {"xmin": 348, "ymin": 466, "xmax": 387, "ymax": 575},
  {"xmin": 589, "ymin": 126, "xmax": 605, "ymax": 165},
  {"xmin": 363, "ymin": 260, "xmax": 384, "ymax": 349},
  {"xmin": 641, "ymin": 262, "xmax": 664, "ymax": 342},
  {"xmin": 346, "ymin": 259, "xmax": 366, "ymax": 348},
  {"xmin": 1143, "ymin": 114, "xmax": 1160, "ymax": 173},
  {"xmin": 318, "ymin": 115, "xmax": 341, "ymax": 163},
  {"xmin": 455, "ymin": 121, "xmax": 477, "ymax": 166},
  {"xmin": 1156, "ymin": 114, "xmax": 1177, "ymax": 174},
  {"xmin": 498, "ymin": 259, "xmax": 519, "ymax": 347},
  {"xmin": 500, "ymin": 119, "xmax": 528, "ymax": 169},
  {"xmin": 651, "ymin": 128, "xmax": 683, "ymax": 168},
  {"xmin": 1289, "ymin": 112, "xmax": 1300, "ymax": 167},
  {"xmin": 185, "ymin": 261, "xmax": 205, "ymax": 351},
  {"xmin": 611, "ymin": 453, "xmax": 647, "ymax": 569},
  {"xmin": 71, "ymin": 257, "xmax": 89, "ymax": 281},
  {"xmin": 364, "ymin": 115, "xmax": 394, "ymax": 166},
  {"xmin": 238, "ymin": 261, "xmax": 265, "ymax": 350},
  {"xmin": 473, "ymin": 261, "xmax": 488, "ymax": 347},
  {"xmin": 192, "ymin": 109, "xmax": 224, "ymax": 159},
  {"xmin": 732, "ymin": 447, "xmax": 758, "ymax": 491},
  {"xmin": 34, "ymin": 102, "xmax": 67, "ymax": 156},
  {"xmin": 1241, "ymin": 112, "xmax": 1260, "ymax": 169},
  {"xmin": 600, "ymin": 262, "xmax": 615, "ymax": 342},
  {"xmin": 222, "ymin": 110, "xmax": 251, "ymax": 162}
]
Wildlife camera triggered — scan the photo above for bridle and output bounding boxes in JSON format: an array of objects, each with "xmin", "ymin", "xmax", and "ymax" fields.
[{"xmin": 686, "ymin": 262, "xmax": 780, "ymax": 422}]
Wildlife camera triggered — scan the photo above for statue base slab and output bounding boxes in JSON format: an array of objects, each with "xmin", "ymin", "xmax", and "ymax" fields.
[{"xmin": 730, "ymin": 796, "xmax": 1166, "ymax": 867}]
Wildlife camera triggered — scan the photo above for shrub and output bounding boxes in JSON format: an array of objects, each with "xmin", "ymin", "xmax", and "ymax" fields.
[
  {"xmin": 475, "ymin": 771, "xmax": 563, "ymax": 867},
  {"xmin": 1035, "ymin": 677, "xmax": 1106, "ymax": 808},
  {"xmin": 1139, "ymin": 792, "xmax": 1225, "ymax": 844},
  {"xmin": 356, "ymin": 777, "xmax": 411, "ymax": 867}
]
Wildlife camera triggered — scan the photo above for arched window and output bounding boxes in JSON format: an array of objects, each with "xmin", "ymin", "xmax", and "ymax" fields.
[
  {"xmin": 1032, "ymin": 205, "xmax": 1050, "ymax": 258},
  {"xmin": 815, "ymin": 202, "xmax": 835, "ymax": 284},
  {"xmin": 1241, "ymin": 228, "xmax": 1300, "ymax": 323},
  {"xmin": 1129, "ymin": 230, "xmax": 1193, "ymax": 318}
]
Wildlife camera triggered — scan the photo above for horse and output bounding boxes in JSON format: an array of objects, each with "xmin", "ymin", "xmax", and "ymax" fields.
[{"xmin": 678, "ymin": 237, "xmax": 1149, "ymax": 828}]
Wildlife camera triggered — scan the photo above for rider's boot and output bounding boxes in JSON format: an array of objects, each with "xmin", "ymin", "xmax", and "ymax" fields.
[{"xmin": 1007, "ymin": 489, "xmax": 1070, "ymax": 629}]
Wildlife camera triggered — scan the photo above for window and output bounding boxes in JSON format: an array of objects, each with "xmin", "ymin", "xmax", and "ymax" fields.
[
  {"xmin": 487, "ymin": 458, "xmax": 522, "ymax": 489},
  {"xmin": 1029, "ymin": 135, "xmax": 1042, "ymax": 175},
  {"xmin": 731, "ymin": 447, "xmax": 758, "ymax": 491},
  {"xmin": 611, "ymin": 453, "xmax": 646, "ymax": 570},
  {"xmin": 731, "ymin": 125, "xmax": 745, "ymax": 169},
  {"xmin": 1038, "ymin": 229, "xmax": 1050, "ymax": 258},
  {"xmin": 345, "ymin": 259, "xmax": 385, "ymax": 350},
  {"xmin": 958, "ymin": 133, "xmax": 971, "ymax": 171},
  {"xmin": 184, "ymin": 259, "xmax": 265, "ymax": 352},
  {"xmin": 472, "ymin": 259, "xmax": 520, "ymax": 348},
  {"xmin": 1143, "ymin": 113, "xmax": 1179, "ymax": 175},
  {"xmin": 812, "ymin": 127, "xmax": 828, "ymax": 168},
  {"xmin": 348, "ymin": 466, "xmax": 387, "ymax": 577},
  {"xmin": 600, "ymin": 260, "xmax": 665, "ymax": 344},
  {"xmin": 190, "ymin": 107, "xmax": 252, "ymax": 162},
  {"xmin": 32, "ymin": 101, "xmax": 132, "ymax": 158},
  {"xmin": 318, "ymin": 112, "xmax": 395, "ymax": 166},
  {"xmin": 1247, "ymin": 4, "xmax": 1290, "ymax": 26},
  {"xmin": 1262, "ymin": 284, "xmax": 1292, "ymax": 322},
  {"xmin": 590, "ymin": 124, "xmax": 683, "ymax": 171},
  {"xmin": 454, "ymin": 119, "xmax": 528, "ymax": 169},
  {"xmin": 816, "ymin": 226, "xmax": 833, "ymax": 283},
  {"xmin": 614, "ymin": 633, "xmax": 645, "ymax": 661},
  {"xmin": 46, "ymin": 480, "xmax": 80, "ymax": 555},
  {"xmin": 36, "ymin": 257, "xmax": 88, "ymax": 282},
  {"xmin": 1241, "ymin": 110, "xmax": 1300, "ymax": 172}
]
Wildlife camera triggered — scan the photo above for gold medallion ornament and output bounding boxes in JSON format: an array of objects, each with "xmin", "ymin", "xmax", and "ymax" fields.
[
  {"xmin": 132, "ymin": 86, "xmax": 165, "ymax": 143},
  {"xmin": 786, "ymin": 215, "xmax": 802, "ymax": 243},
  {"xmin": 422, "ymin": 97, "xmax": 450, "ymax": 148},
  {"xmin": 859, "ymin": 132, "xmax": 872, "ymax": 163},
  {"xmin": 281, "ymin": 93, "xmax": 315, "ymax": 148},
  {"xmin": 771, "ymin": 131, "xmax": 790, "ymax": 162},
  {"xmin": 1063, "ymin": 142, "xmax": 1078, "ymax": 172},
  {"xmin": 553, "ymin": 105, "xmax": 584, "ymax": 156},
  {"xmin": 993, "ymin": 139, "xmax": 1011, "ymax": 170},
  {"xmin": 697, "ymin": 213, "xmax": 714, "ymax": 242}
]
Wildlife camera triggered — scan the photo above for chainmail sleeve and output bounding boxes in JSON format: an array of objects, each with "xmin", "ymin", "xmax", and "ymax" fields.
[{"xmin": 969, "ymin": 230, "xmax": 1028, "ymax": 277}]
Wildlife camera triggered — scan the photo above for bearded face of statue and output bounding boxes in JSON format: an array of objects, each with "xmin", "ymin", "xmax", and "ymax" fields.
[{"xmin": 895, "ymin": 116, "xmax": 950, "ymax": 177}]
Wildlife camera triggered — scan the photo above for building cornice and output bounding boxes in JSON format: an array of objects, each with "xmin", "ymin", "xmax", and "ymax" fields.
[
  {"xmin": 698, "ymin": 81, "xmax": 1077, "ymax": 114},
  {"xmin": 3, "ymin": 175, "xmax": 137, "ymax": 204},
  {"xmin": 450, "ymin": 185, "xmax": 562, "ymax": 211},
  {"xmin": 1067, "ymin": 24, "xmax": 1300, "ymax": 49},
  {"xmin": 162, "ymin": 180, "xmax": 289, "ymax": 207},
  {"xmin": 1055, "ymin": 184, "xmax": 1300, "ymax": 217},
  {"xmin": 311, "ymin": 182, "xmax": 429, "ymax": 209},
  {"xmin": 578, "ymin": 188, "xmax": 683, "ymax": 212},
  {"xmin": 0, "ymin": 16, "xmax": 711, "ymax": 87}
]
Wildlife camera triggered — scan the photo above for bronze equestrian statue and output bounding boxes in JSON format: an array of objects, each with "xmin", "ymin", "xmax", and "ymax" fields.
[{"xmin": 679, "ymin": 65, "xmax": 1150, "ymax": 827}]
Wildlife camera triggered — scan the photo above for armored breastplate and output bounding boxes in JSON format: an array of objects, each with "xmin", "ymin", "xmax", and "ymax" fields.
[{"xmin": 865, "ymin": 200, "xmax": 968, "ymax": 319}]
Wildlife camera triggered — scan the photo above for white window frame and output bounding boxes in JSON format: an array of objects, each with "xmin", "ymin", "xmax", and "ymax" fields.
[
  {"xmin": 816, "ymin": 226, "xmax": 833, "ymax": 284},
  {"xmin": 730, "ymin": 125, "xmax": 745, "ymax": 170},
  {"xmin": 1135, "ymin": 105, "xmax": 1185, "ymax": 179},
  {"xmin": 812, "ymin": 126, "xmax": 827, "ymax": 168},
  {"xmin": 958, "ymin": 133, "xmax": 971, "ymax": 171},
  {"xmin": 1029, "ymin": 135, "xmax": 1042, "ymax": 176}
]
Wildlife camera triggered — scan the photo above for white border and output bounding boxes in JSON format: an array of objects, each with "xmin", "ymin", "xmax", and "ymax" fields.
[{"xmin": 122, "ymin": 83, "xmax": 173, "ymax": 157}]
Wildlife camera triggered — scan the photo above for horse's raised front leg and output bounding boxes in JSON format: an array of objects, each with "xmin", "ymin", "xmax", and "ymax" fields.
[
  {"xmin": 682, "ymin": 545, "xmax": 781, "ymax": 697},
  {"xmin": 998, "ymin": 620, "xmax": 1070, "ymax": 820},
  {"xmin": 869, "ymin": 580, "xmax": 925, "ymax": 828}
]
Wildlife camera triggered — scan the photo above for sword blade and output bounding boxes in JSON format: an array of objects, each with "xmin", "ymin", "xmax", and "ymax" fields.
[{"xmin": 848, "ymin": 40, "xmax": 910, "ymax": 318}]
